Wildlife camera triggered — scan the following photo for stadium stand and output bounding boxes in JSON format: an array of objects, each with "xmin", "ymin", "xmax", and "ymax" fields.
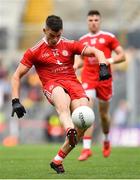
[
  {"xmin": 23, "ymin": 0, "xmax": 53, "ymax": 24},
  {"xmin": 19, "ymin": 0, "xmax": 54, "ymax": 49},
  {"xmin": 0, "ymin": 0, "xmax": 26, "ymax": 50}
]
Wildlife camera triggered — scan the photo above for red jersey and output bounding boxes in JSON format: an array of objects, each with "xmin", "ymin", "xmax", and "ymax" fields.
[
  {"xmin": 79, "ymin": 30, "xmax": 120, "ymax": 81},
  {"xmin": 21, "ymin": 37, "xmax": 86, "ymax": 88}
]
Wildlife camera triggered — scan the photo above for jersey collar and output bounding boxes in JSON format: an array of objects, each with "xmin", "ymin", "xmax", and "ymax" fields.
[
  {"xmin": 89, "ymin": 31, "xmax": 102, "ymax": 37},
  {"xmin": 43, "ymin": 37, "xmax": 61, "ymax": 46}
]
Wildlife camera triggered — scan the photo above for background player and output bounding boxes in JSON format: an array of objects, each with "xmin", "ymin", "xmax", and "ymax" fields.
[
  {"xmin": 11, "ymin": 15, "xmax": 110, "ymax": 173},
  {"xmin": 74, "ymin": 10, "xmax": 126, "ymax": 161}
]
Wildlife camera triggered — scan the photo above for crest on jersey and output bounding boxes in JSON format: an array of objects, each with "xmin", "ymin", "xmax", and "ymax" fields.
[
  {"xmin": 62, "ymin": 50, "xmax": 68, "ymax": 56},
  {"xmin": 99, "ymin": 38, "xmax": 105, "ymax": 44}
]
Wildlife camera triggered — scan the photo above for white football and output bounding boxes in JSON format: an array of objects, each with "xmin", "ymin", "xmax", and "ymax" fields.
[{"xmin": 72, "ymin": 106, "xmax": 95, "ymax": 129}]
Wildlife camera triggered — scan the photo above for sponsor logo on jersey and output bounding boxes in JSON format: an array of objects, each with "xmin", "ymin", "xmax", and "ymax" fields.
[
  {"xmin": 41, "ymin": 53, "xmax": 50, "ymax": 58},
  {"xmin": 52, "ymin": 66, "xmax": 69, "ymax": 73}
]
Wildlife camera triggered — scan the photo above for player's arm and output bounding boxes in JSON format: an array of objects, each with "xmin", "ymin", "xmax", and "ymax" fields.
[
  {"xmin": 11, "ymin": 63, "xmax": 30, "ymax": 118},
  {"xmin": 82, "ymin": 46, "xmax": 107, "ymax": 64},
  {"xmin": 107, "ymin": 46, "xmax": 126, "ymax": 64},
  {"xmin": 11, "ymin": 63, "xmax": 30, "ymax": 99},
  {"xmin": 82, "ymin": 46, "xmax": 111, "ymax": 80},
  {"xmin": 73, "ymin": 55, "xmax": 83, "ymax": 70},
  {"xmin": 74, "ymin": 46, "xmax": 107, "ymax": 70}
]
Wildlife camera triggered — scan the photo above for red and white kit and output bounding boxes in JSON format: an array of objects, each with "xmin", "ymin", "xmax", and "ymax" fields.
[
  {"xmin": 21, "ymin": 37, "xmax": 88, "ymax": 103},
  {"xmin": 79, "ymin": 31, "xmax": 120, "ymax": 101}
]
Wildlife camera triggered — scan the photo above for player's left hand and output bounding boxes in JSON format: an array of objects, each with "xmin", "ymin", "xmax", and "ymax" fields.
[{"xmin": 99, "ymin": 63, "xmax": 111, "ymax": 80}]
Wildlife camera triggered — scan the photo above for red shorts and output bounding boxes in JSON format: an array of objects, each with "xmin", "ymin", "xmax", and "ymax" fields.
[
  {"xmin": 43, "ymin": 79, "xmax": 88, "ymax": 104},
  {"xmin": 82, "ymin": 78, "xmax": 113, "ymax": 101}
]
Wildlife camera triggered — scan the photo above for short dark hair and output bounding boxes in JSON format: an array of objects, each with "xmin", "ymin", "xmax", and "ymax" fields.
[
  {"xmin": 45, "ymin": 15, "xmax": 63, "ymax": 32},
  {"xmin": 87, "ymin": 10, "xmax": 101, "ymax": 17}
]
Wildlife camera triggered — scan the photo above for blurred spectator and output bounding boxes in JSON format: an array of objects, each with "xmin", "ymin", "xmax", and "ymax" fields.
[
  {"xmin": 0, "ymin": 58, "xmax": 11, "ymax": 109},
  {"xmin": 44, "ymin": 112, "xmax": 65, "ymax": 142},
  {"xmin": 27, "ymin": 69, "xmax": 42, "ymax": 87},
  {"xmin": 112, "ymin": 99, "xmax": 131, "ymax": 128}
]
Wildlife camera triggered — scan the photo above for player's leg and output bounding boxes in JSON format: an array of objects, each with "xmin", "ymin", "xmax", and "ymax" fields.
[
  {"xmin": 97, "ymin": 78, "xmax": 112, "ymax": 157},
  {"xmin": 98, "ymin": 100, "xmax": 111, "ymax": 157},
  {"xmin": 50, "ymin": 80, "xmax": 94, "ymax": 173},
  {"xmin": 78, "ymin": 125, "xmax": 93, "ymax": 161},
  {"xmin": 51, "ymin": 86, "xmax": 74, "ymax": 130},
  {"xmin": 50, "ymin": 87, "xmax": 86, "ymax": 173},
  {"xmin": 50, "ymin": 86, "xmax": 75, "ymax": 173},
  {"xmin": 77, "ymin": 90, "xmax": 95, "ymax": 161},
  {"xmin": 52, "ymin": 87, "xmax": 79, "ymax": 147}
]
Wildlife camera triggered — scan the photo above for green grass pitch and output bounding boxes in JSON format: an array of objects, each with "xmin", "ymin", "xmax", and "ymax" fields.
[{"xmin": 0, "ymin": 144, "xmax": 140, "ymax": 179}]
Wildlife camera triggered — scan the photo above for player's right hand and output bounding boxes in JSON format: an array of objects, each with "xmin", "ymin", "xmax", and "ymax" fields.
[
  {"xmin": 11, "ymin": 98, "xmax": 26, "ymax": 118},
  {"xmin": 99, "ymin": 63, "xmax": 111, "ymax": 80}
]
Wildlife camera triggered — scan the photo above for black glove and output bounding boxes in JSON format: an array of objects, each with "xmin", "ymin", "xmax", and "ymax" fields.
[
  {"xmin": 99, "ymin": 63, "xmax": 111, "ymax": 80},
  {"xmin": 12, "ymin": 98, "xmax": 26, "ymax": 118}
]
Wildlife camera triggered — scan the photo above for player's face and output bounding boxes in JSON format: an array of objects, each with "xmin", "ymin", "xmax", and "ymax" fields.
[
  {"xmin": 43, "ymin": 28, "xmax": 62, "ymax": 46},
  {"xmin": 87, "ymin": 15, "xmax": 101, "ymax": 33}
]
